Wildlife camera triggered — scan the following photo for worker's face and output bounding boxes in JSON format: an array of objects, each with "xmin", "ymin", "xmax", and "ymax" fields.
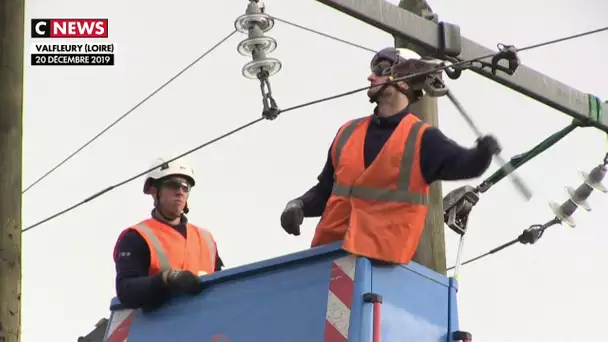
[
  {"xmin": 367, "ymin": 60, "xmax": 401, "ymax": 101},
  {"xmin": 155, "ymin": 176, "xmax": 191, "ymax": 216}
]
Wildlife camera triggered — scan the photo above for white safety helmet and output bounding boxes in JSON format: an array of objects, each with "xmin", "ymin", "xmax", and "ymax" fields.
[
  {"xmin": 143, "ymin": 156, "xmax": 196, "ymax": 194},
  {"xmin": 395, "ymin": 48, "xmax": 421, "ymax": 60}
]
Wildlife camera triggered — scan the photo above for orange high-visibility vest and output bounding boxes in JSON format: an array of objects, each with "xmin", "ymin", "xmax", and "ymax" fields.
[
  {"xmin": 312, "ymin": 114, "xmax": 430, "ymax": 264},
  {"xmin": 116, "ymin": 218, "xmax": 217, "ymax": 277}
]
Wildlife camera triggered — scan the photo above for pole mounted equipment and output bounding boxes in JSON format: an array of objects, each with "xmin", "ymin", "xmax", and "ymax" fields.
[
  {"xmin": 411, "ymin": 50, "xmax": 533, "ymax": 201},
  {"xmin": 443, "ymin": 185, "xmax": 479, "ymax": 279},
  {"xmin": 235, "ymin": 0, "xmax": 282, "ymax": 119},
  {"xmin": 442, "ymin": 43, "xmax": 521, "ymax": 81},
  {"xmin": 446, "ymin": 153, "xmax": 608, "ymax": 271}
]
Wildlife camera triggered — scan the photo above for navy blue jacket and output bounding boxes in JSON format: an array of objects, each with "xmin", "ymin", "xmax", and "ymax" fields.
[
  {"xmin": 298, "ymin": 107, "xmax": 493, "ymax": 216},
  {"xmin": 114, "ymin": 214, "xmax": 223, "ymax": 310}
]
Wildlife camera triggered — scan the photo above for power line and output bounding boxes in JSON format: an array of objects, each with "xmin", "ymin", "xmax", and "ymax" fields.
[
  {"xmin": 520, "ymin": 26, "xmax": 608, "ymax": 51},
  {"xmin": 280, "ymin": 25, "xmax": 608, "ymax": 113},
  {"xmin": 23, "ymin": 117, "xmax": 262, "ymax": 232},
  {"xmin": 446, "ymin": 218, "xmax": 560, "ymax": 271},
  {"xmin": 448, "ymin": 151, "xmax": 608, "ymax": 272},
  {"xmin": 22, "ymin": 30, "xmax": 238, "ymax": 195},
  {"xmin": 22, "ymin": 25, "xmax": 608, "ymax": 233},
  {"xmin": 272, "ymin": 16, "xmax": 606, "ymax": 60},
  {"xmin": 270, "ymin": 16, "xmax": 377, "ymax": 53}
]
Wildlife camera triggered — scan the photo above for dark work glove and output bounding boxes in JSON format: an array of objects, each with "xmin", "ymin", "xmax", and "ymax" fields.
[
  {"xmin": 476, "ymin": 135, "xmax": 501, "ymax": 156},
  {"xmin": 280, "ymin": 199, "xmax": 304, "ymax": 236},
  {"xmin": 162, "ymin": 269, "xmax": 202, "ymax": 295}
]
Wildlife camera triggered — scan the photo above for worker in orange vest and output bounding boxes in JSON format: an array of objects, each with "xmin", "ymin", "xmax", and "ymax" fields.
[
  {"xmin": 280, "ymin": 47, "xmax": 500, "ymax": 264},
  {"xmin": 113, "ymin": 156, "xmax": 223, "ymax": 310}
]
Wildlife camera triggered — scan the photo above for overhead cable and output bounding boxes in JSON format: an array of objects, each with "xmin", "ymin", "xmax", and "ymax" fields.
[
  {"xmin": 23, "ymin": 25, "xmax": 608, "ymax": 232},
  {"xmin": 22, "ymin": 117, "xmax": 262, "ymax": 232},
  {"xmin": 447, "ymin": 152, "xmax": 608, "ymax": 271},
  {"xmin": 271, "ymin": 17, "xmax": 606, "ymax": 62},
  {"xmin": 22, "ymin": 30, "xmax": 238, "ymax": 195},
  {"xmin": 270, "ymin": 16, "xmax": 377, "ymax": 53},
  {"xmin": 477, "ymin": 121, "xmax": 579, "ymax": 193},
  {"xmin": 447, "ymin": 218, "xmax": 561, "ymax": 271}
]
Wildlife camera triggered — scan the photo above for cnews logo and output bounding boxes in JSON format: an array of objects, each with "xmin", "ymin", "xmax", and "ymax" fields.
[{"xmin": 31, "ymin": 19, "xmax": 108, "ymax": 38}]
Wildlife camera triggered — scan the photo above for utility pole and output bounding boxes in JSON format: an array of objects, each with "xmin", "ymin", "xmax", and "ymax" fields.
[
  {"xmin": 394, "ymin": 0, "xmax": 446, "ymax": 274},
  {"xmin": 0, "ymin": 1, "xmax": 25, "ymax": 341}
]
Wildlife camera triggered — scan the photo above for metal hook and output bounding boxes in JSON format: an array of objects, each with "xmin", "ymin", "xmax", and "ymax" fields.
[
  {"xmin": 444, "ymin": 66, "xmax": 462, "ymax": 80},
  {"xmin": 441, "ymin": 58, "xmax": 464, "ymax": 80},
  {"xmin": 490, "ymin": 43, "xmax": 520, "ymax": 76}
]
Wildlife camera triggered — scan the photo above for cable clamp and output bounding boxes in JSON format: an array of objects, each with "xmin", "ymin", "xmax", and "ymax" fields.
[
  {"xmin": 443, "ymin": 185, "xmax": 480, "ymax": 235},
  {"xmin": 517, "ymin": 225, "xmax": 544, "ymax": 245},
  {"xmin": 474, "ymin": 43, "xmax": 520, "ymax": 76},
  {"xmin": 491, "ymin": 43, "xmax": 520, "ymax": 75},
  {"xmin": 421, "ymin": 59, "xmax": 449, "ymax": 97},
  {"xmin": 443, "ymin": 59, "xmax": 466, "ymax": 80}
]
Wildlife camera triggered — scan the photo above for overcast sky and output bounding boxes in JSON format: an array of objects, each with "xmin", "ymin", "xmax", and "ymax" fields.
[{"xmin": 22, "ymin": 0, "xmax": 607, "ymax": 341}]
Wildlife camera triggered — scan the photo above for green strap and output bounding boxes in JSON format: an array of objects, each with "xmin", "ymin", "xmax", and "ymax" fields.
[
  {"xmin": 478, "ymin": 122, "xmax": 579, "ymax": 192},
  {"xmin": 587, "ymin": 94, "xmax": 608, "ymax": 156},
  {"xmin": 588, "ymin": 94, "xmax": 605, "ymax": 124},
  {"xmin": 479, "ymin": 95, "xmax": 605, "ymax": 193}
]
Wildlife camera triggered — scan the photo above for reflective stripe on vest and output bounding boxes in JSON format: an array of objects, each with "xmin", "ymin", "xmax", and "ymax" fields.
[
  {"xmin": 332, "ymin": 118, "xmax": 428, "ymax": 205},
  {"xmin": 135, "ymin": 223, "xmax": 216, "ymax": 272}
]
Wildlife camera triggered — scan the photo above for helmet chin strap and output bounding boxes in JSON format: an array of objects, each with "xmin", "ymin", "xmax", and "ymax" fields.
[
  {"xmin": 368, "ymin": 83, "xmax": 390, "ymax": 103},
  {"xmin": 369, "ymin": 60, "xmax": 419, "ymax": 104},
  {"xmin": 368, "ymin": 79, "xmax": 415, "ymax": 104}
]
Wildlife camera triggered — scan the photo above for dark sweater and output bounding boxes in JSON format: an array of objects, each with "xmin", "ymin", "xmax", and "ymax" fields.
[
  {"xmin": 114, "ymin": 215, "xmax": 223, "ymax": 310},
  {"xmin": 298, "ymin": 107, "xmax": 493, "ymax": 216}
]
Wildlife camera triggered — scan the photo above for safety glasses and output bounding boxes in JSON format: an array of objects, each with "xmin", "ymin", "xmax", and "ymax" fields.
[
  {"xmin": 161, "ymin": 179, "xmax": 191, "ymax": 193},
  {"xmin": 370, "ymin": 61, "xmax": 393, "ymax": 77}
]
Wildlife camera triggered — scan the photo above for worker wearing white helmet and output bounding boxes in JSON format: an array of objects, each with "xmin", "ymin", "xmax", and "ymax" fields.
[
  {"xmin": 281, "ymin": 47, "xmax": 501, "ymax": 265},
  {"xmin": 112, "ymin": 156, "xmax": 224, "ymax": 310},
  {"xmin": 142, "ymin": 156, "xmax": 196, "ymax": 217}
]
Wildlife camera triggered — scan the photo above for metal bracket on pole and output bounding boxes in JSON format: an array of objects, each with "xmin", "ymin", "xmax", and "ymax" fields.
[
  {"xmin": 314, "ymin": 0, "xmax": 608, "ymax": 133},
  {"xmin": 443, "ymin": 185, "xmax": 479, "ymax": 236}
]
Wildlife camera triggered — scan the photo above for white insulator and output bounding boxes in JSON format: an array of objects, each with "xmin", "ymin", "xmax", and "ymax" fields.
[
  {"xmin": 242, "ymin": 58, "xmax": 282, "ymax": 79},
  {"xmin": 237, "ymin": 36, "xmax": 278, "ymax": 56},
  {"xmin": 548, "ymin": 200, "xmax": 577, "ymax": 228},
  {"xmin": 234, "ymin": 13, "xmax": 275, "ymax": 33},
  {"xmin": 580, "ymin": 169, "xmax": 607, "ymax": 193},
  {"xmin": 565, "ymin": 186, "xmax": 592, "ymax": 211}
]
